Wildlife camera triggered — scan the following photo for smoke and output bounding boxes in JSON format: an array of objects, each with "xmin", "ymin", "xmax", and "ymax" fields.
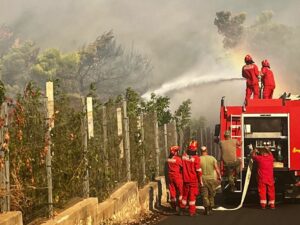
[{"xmin": 1, "ymin": 0, "xmax": 300, "ymax": 123}]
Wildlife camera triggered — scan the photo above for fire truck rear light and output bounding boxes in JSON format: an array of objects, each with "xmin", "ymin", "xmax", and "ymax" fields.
[{"xmin": 294, "ymin": 171, "xmax": 300, "ymax": 176}]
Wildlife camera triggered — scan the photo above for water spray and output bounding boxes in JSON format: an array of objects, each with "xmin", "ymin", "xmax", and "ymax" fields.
[{"xmin": 142, "ymin": 74, "xmax": 244, "ymax": 99}]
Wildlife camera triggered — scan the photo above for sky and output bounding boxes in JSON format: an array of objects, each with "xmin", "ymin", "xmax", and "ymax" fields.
[{"xmin": 1, "ymin": 0, "xmax": 300, "ymax": 124}]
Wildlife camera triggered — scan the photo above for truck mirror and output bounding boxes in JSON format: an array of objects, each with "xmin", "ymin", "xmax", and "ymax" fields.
[{"xmin": 214, "ymin": 124, "xmax": 220, "ymax": 143}]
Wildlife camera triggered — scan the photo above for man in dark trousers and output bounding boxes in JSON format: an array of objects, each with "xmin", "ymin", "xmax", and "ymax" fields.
[{"xmin": 200, "ymin": 146, "xmax": 221, "ymax": 215}]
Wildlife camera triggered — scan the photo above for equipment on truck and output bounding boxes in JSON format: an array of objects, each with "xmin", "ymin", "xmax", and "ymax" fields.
[{"xmin": 215, "ymin": 95, "xmax": 300, "ymax": 199}]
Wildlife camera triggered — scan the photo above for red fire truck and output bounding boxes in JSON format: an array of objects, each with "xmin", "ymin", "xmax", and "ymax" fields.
[{"xmin": 215, "ymin": 94, "xmax": 300, "ymax": 198}]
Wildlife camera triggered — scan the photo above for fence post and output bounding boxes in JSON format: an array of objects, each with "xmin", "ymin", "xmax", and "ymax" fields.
[
  {"xmin": 140, "ymin": 112, "xmax": 146, "ymax": 184},
  {"xmin": 4, "ymin": 103, "xmax": 10, "ymax": 211},
  {"xmin": 102, "ymin": 106, "xmax": 108, "ymax": 175},
  {"xmin": 82, "ymin": 97, "xmax": 89, "ymax": 198},
  {"xmin": 123, "ymin": 100, "xmax": 131, "ymax": 181},
  {"xmin": 173, "ymin": 120, "xmax": 178, "ymax": 146},
  {"xmin": 164, "ymin": 124, "xmax": 168, "ymax": 158},
  {"xmin": 45, "ymin": 82, "xmax": 54, "ymax": 217},
  {"xmin": 154, "ymin": 111, "xmax": 160, "ymax": 177},
  {"xmin": 0, "ymin": 102, "xmax": 10, "ymax": 212},
  {"xmin": 44, "ymin": 84, "xmax": 53, "ymax": 217},
  {"xmin": 116, "ymin": 107, "xmax": 124, "ymax": 159}
]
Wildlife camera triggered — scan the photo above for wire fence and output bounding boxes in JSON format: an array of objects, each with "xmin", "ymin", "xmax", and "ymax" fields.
[{"xmin": 0, "ymin": 81, "xmax": 219, "ymax": 224}]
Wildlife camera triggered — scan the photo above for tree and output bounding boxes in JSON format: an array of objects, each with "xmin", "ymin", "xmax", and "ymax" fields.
[
  {"xmin": 0, "ymin": 41, "xmax": 39, "ymax": 93},
  {"xmin": 0, "ymin": 25, "xmax": 14, "ymax": 57},
  {"xmin": 76, "ymin": 31, "xmax": 152, "ymax": 97},
  {"xmin": 31, "ymin": 48, "xmax": 80, "ymax": 90},
  {"xmin": 174, "ymin": 99, "xmax": 192, "ymax": 129},
  {"xmin": 214, "ymin": 11, "xmax": 246, "ymax": 48},
  {"xmin": 174, "ymin": 99, "xmax": 192, "ymax": 149},
  {"xmin": 143, "ymin": 93, "xmax": 172, "ymax": 126}
]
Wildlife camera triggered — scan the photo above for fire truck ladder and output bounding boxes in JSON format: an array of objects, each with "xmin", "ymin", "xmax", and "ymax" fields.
[{"xmin": 230, "ymin": 114, "xmax": 242, "ymax": 193}]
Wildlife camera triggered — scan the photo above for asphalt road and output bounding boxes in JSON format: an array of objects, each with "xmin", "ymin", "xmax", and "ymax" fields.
[{"xmin": 156, "ymin": 199, "xmax": 300, "ymax": 225}]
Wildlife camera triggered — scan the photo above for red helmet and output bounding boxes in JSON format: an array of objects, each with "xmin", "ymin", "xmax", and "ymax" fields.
[
  {"xmin": 244, "ymin": 54, "xmax": 254, "ymax": 64},
  {"xmin": 261, "ymin": 59, "xmax": 270, "ymax": 68},
  {"xmin": 170, "ymin": 145, "xmax": 180, "ymax": 154},
  {"xmin": 188, "ymin": 140, "xmax": 198, "ymax": 151}
]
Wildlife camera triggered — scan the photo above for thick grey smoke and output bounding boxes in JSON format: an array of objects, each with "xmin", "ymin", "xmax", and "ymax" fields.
[{"xmin": 1, "ymin": 0, "xmax": 300, "ymax": 123}]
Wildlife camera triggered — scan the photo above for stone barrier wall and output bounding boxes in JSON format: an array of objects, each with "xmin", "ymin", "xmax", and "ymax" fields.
[{"xmin": 0, "ymin": 177, "xmax": 168, "ymax": 225}]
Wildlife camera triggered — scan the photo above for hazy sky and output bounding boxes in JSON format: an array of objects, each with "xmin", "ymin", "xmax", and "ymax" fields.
[{"xmin": 1, "ymin": 0, "xmax": 300, "ymax": 123}]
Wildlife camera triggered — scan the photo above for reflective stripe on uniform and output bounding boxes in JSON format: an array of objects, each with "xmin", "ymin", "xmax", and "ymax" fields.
[
  {"xmin": 182, "ymin": 155, "xmax": 195, "ymax": 162},
  {"xmin": 189, "ymin": 201, "xmax": 196, "ymax": 206},
  {"xmin": 196, "ymin": 168, "xmax": 202, "ymax": 172},
  {"xmin": 268, "ymin": 200, "xmax": 275, "ymax": 205},
  {"xmin": 181, "ymin": 199, "xmax": 187, "ymax": 205},
  {"xmin": 260, "ymin": 200, "xmax": 267, "ymax": 204},
  {"xmin": 178, "ymin": 196, "xmax": 183, "ymax": 200},
  {"xmin": 167, "ymin": 158, "xmax": 176, "ymax": 163}
]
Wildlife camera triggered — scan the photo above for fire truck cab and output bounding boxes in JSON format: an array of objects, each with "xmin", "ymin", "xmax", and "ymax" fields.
[{"xmin": 215, "ymin": 94, "xmax": 300, "ymax": 198}]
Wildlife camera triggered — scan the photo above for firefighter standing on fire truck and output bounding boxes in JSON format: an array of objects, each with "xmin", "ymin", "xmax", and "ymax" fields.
[
  {"xmin": 180, "ymin": 140, "xmax": 203, "ymax": 216},
  {"xmin": 166, "ymin": 145, "xmax": 183, "ymax": 210},
  {"xmin": 242, "ymin": 54, "xmax": 260, "ymax": 102},
  {"xmin": 251, "ymin": 144, "xmax": 276, "ymax": 209},
  {"xmin": 261, "ymin": 59, "xmax": 276, "ymax": 99}
]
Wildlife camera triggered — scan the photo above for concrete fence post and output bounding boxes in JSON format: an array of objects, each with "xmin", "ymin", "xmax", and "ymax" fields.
[
  {"xmin": 140, "ymin": 112, "xmax": 146, "ymax": 184},
  {"xmin": 0, "ymin": 102, "xmax": 10, "ymax": 212},
  {"xmin": 102, "ymin": 106, "xmax": 109, "ymax": 175},
  {"xmin": 45, "ymin": 82, "xmax": 54, "ymax": 217},
  {"xmin": 164, "ymin": 124, "xmax": 168, "ymax": 159},
  {"xmin": 154, "ymin": 111, "xmax": 160, "ymax": 177},
  {"xmin": 82, "ymin": 97, "xmax": 89, "ymax": 198},
  {"xmin": 123, "ymin": 100, "xmax": 131, "ymax": 181}
]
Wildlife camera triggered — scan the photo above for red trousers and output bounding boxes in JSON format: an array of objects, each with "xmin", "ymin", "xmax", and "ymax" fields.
[
  {"xmin": 181, "ymin": 182, "xmax": 199, "ymax": 215},
  {"xmin": 258, "ymin": 181, "xmax": 275, "ymax": 206},
  {"xmin": 168, "ymin": 177, "xmax": 183, "ymax": 208},
  {"xmin": 263, "ymin": 86, "xmax": 275, "ymax": 99},
  {"xmin": 245, "ymin": 85, "xmax": 259, "ymax": 101}
]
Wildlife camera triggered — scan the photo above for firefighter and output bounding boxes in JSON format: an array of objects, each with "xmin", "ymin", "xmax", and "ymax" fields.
[
  {"xmin": 180, "ymin": 140, "xmax": 202, "ymax": 216},
  {"xmin": 261, "ymin": 59, "xmax": 276, "ymax": 99},
  {"xmin": 166, "ymin": 145, "xmax": 183, "ymax": 210},
  {"xmin": 251, "ymin": 145, "xmax": 275, "ymax": 209},
  {"xmin": 242, "ymin": 54, "xmax": 260, "ymax": 102},
  {"xmin": 200, "ymin": 146, "xmax": 222, "ymax": 215},
  {"xmin": 219, "ymin": 130, "xmax": 241, "ymax": 192}
]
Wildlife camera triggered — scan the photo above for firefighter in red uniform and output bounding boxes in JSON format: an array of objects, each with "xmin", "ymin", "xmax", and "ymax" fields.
[
  {"xmin": 261, "ymin": 59, "xmax": 276, "ymax": 99},
  {"xmin": 251, "ymin": 145, "xmax": 275, "ymax": 209},
  {"xmin": 180, "ymin": 140, "xmax": 203, "ymax": 216},
  {"xmin": 166, "ymin": 145, "xmax": 183, "ymax": 210},
  {"xmin": 242, "ymin": 54, "xmax": 260, "ymax": 102}
]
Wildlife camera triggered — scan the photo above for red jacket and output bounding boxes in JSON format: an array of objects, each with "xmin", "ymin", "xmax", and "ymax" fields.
[
  {"xmin": 252, "ymin": 153, "xmax": 274, "ymax": 185},
  {"xmin": 261, "ymin": 67, "xmax": 275, "ymax": 87},
  {"xmin": 242, "ymin": 64, "xmax": 259, "ymax": 86},
  {"xmin": 182, "ymin": 153, "xmax": 202, "ymax": 183},
  {"xmin": 167, "ymin": 155, "xmax": 183, "ymax": 179}
]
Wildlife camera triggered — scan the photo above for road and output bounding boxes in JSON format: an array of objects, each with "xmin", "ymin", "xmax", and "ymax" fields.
[{"xmin": 155, "ymin": 199, "xmax": 300, "ymax": 225}]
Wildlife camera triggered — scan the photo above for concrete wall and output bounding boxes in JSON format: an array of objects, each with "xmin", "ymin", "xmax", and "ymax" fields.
[
  {"xmin": 42, "ymin": 198, "xmax": 98, "ymax": 225},
  {"xmin": 0, "ymin": 177, "xmax": 168, "ymax": 225},
  {"xmin": 0, "ymin": 211, "xmax": 23, "ymax": 225},
  {"xmin": 97, "ymin": 182, "xmax": 141, "ymax": 224},
  {"xmin": 97, "ymin": 177, "xmax": 168, "ymax": 224}
]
